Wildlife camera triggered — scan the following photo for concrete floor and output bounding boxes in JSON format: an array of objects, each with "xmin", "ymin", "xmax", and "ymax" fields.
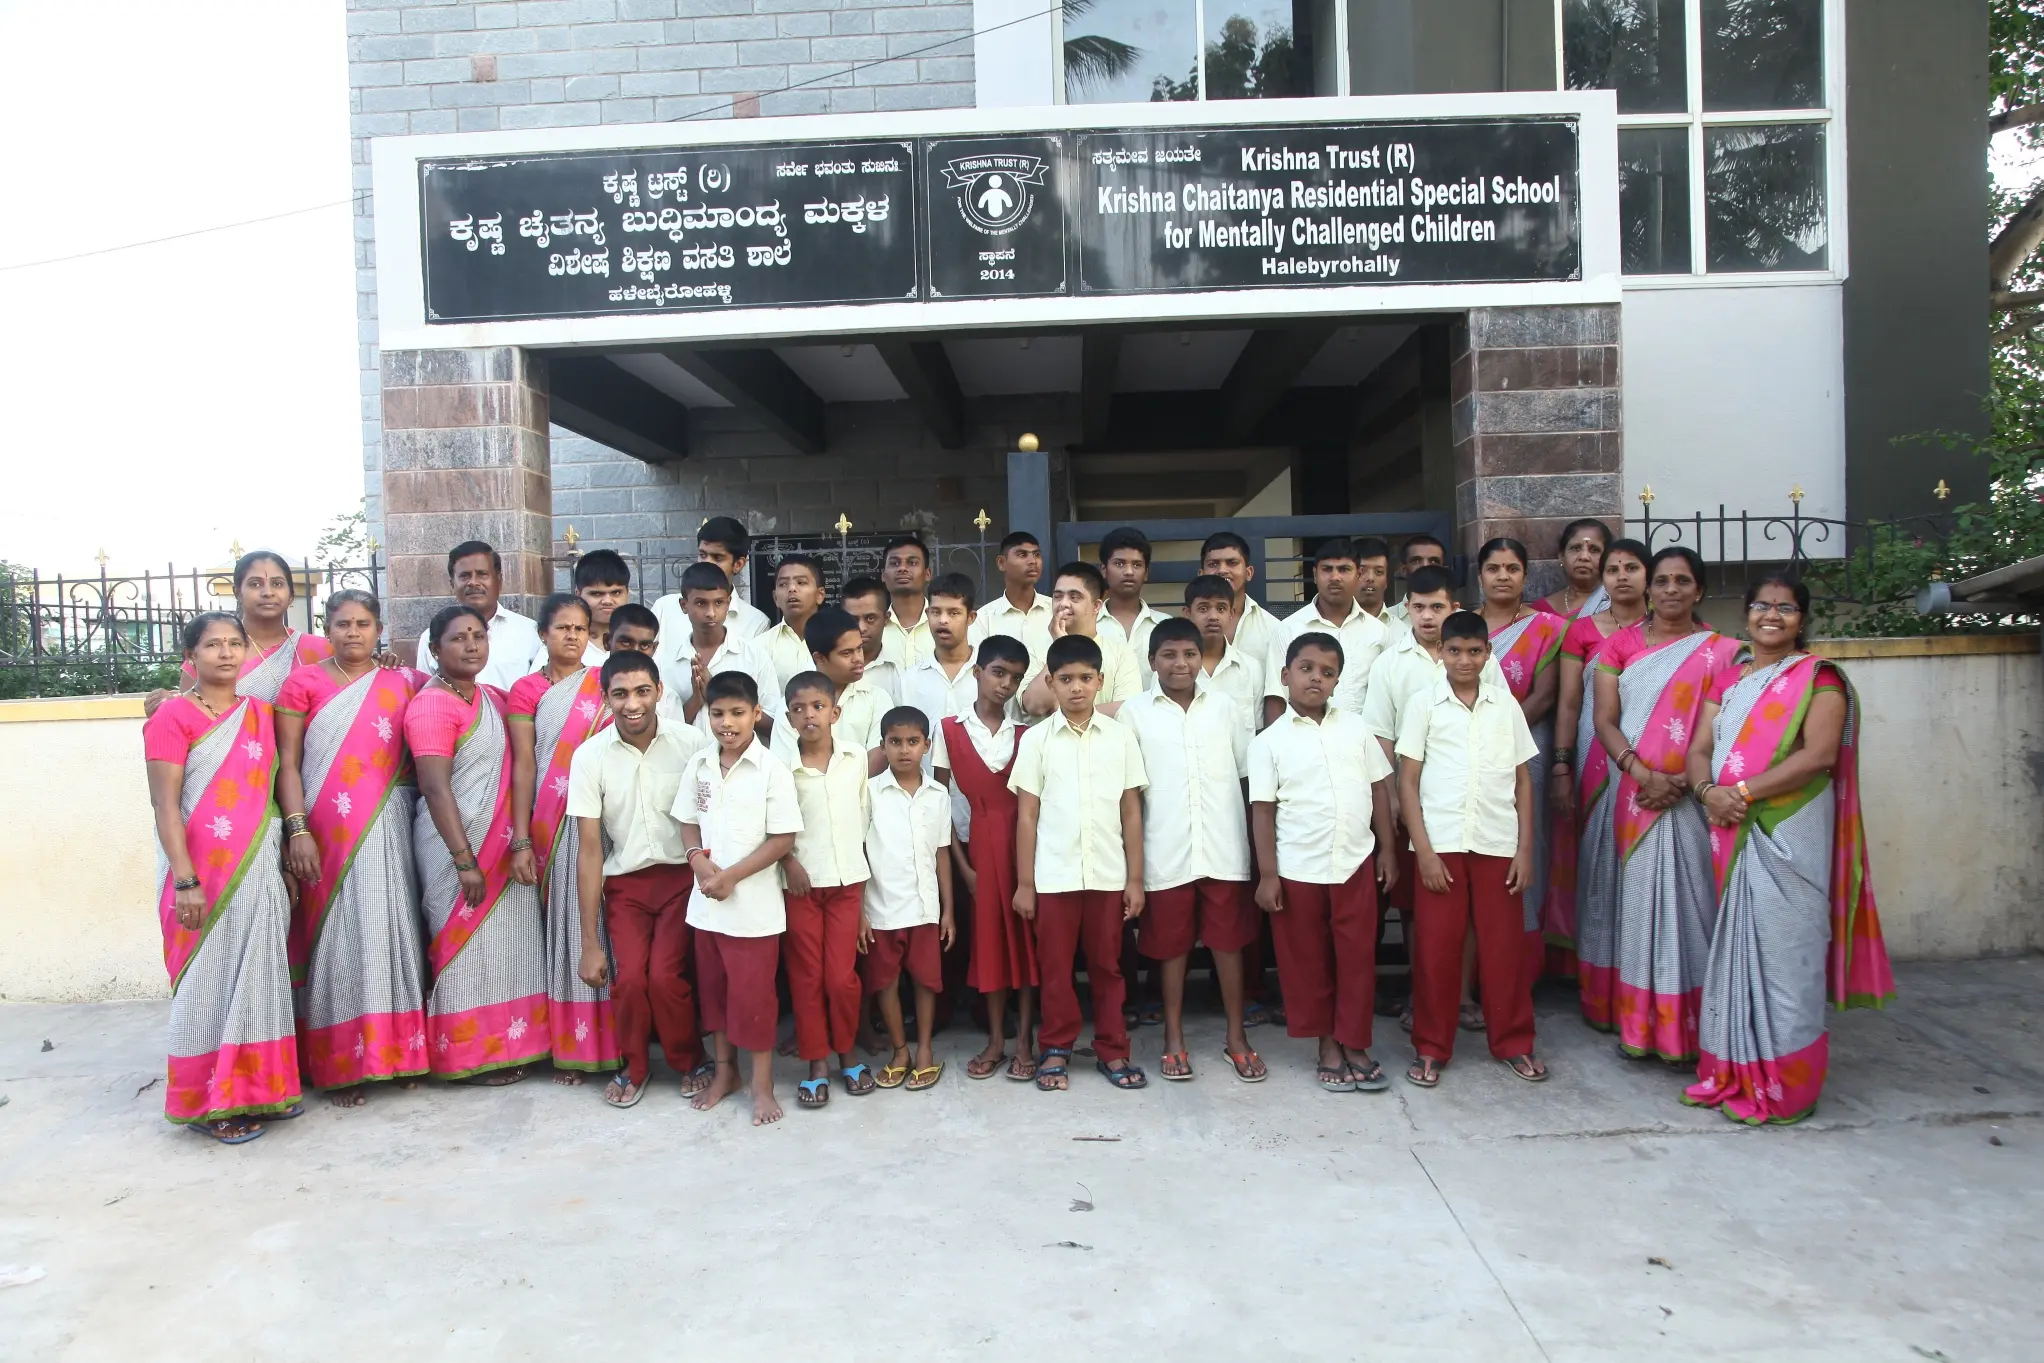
[{"xmin": 1, "ymin": 960, "xmax": 2040, "ymax": 1361}]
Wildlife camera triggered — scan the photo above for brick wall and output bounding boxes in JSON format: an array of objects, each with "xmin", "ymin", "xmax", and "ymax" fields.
[{"xmin": 346, "ymin": 0, "xmax": 978, "ymax": 550}]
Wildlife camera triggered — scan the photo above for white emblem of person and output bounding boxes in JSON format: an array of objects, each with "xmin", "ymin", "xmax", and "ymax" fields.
[
  {"xmin": 977, "ymin": 174, "xmax": 1014, "ymax": 222},
  {"xmin": 942, "ymin": 154, "xmax": 1048, "ymax": 236}
]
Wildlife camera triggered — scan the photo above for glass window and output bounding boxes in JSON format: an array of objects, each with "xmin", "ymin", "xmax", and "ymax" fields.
[
  {"xmin": 1704, "ymin": 123, "xmax": 1827, "ymax": 271},
  {"xmin": 1064, "ymin": 0, "xmax": 1198, "ymax": 104},
  {"xmin": 1618, "ymin": 127, "xmax": 1692, "ymax": 273},
  {"xmin": 1563, "ymin": 0, "xmax": 1688, "ymax": 115},
  {"xmin": 1351, "ymin": 0, "xmax": 1555, "ymax": 97},
  {"xmin": 1202, "ymin": 0, "xmax": 1309, "ymax": 100},
  {"xmin": 1701, "ymin": 0, "xmax": 1822, "ymax": 111}
]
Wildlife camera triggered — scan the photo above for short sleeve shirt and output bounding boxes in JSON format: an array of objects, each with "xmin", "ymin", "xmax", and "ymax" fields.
[
  {"xmin": 788, "ymin": 739, "xmax": 872, "ymax": 888},
  {"xmin": 1395, "ymin": 677, "xmax": 1539, "ymax": 857},
  {"xmin": 565, "ymin": 722, "xmax": 707, "ymax": 876},
  {"xmin": 862, "ymin": 769, "xmax": 953, "ymax": 930},
  {"xmin": 675, "ymin": 738, "xmax": 803, "ymax": 936},
  {"xmin": 1008, "ymin": 709, "xmax": 1148, "ymax": 894},
  {"xmin": 1247, "ymin": 706, "xmax": 1393, "ymax": 884},
  {"xmin": 1264, "ymin": 599, "xmax": 1391, "ymax": 717},
  {"xmin": 1120, "ymin": 687, "xmax": 1251, "ymax": 890}
]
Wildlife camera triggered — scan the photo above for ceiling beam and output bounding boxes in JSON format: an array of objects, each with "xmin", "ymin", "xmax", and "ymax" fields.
[
  {"xmin": 663, "ymin": 347, "xmax": 826, "ymax": 454},
  {"xmin": 1080, "ymin": 331, "xmax": 1122, "ymax": 447},
  {"xmin": 873, "ymin": 338, "xmax": 966, "ymax": 449},
  {"xmin": 547, "ymin": 355, "xmax": 691, "ymax": 463},
  {"xmin": 1218, "ymin": 324, "xmax": 1340, "ymax": 441},
  {"xmin": 1351, "ymin": 331, "xmax": 1426, "ymax": 438}
]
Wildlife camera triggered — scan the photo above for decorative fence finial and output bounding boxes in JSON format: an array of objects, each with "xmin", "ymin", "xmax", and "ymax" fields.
[
  {"xmin": 1638, "ymin": 485, "xmax": 1654, "ymax": 506},
  {"xmin": 1934, "ymin": 479, "xmax": 1952, "ymax": 501},
  {"xmin": 1789, "ymin": 484, "xmax": 1805, "ymax": 505},
  {"xmin": 834, "ymin": 513, "xmax": 853, "ymax": 536},
  {"xmin": 94, "ymin": 548, "xmax": 109, "ymax": 569},
  {"xmin": 563, "ymin": 525, "xmax": 581, "ymax": 549},
  {"xmin": 973, "ymin": 508, "xmax": 992, "ymax": 532}
]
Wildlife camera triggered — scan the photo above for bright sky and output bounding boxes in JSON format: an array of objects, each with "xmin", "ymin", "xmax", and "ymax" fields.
[{"xmin": 0, "ymin": 1, "xmax": 359, "ymax": 577}]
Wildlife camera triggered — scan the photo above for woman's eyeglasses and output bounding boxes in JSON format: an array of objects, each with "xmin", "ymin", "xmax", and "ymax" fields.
[{"xmin": 1747, "ymin": 601, "xmax": 1802, "ymax": 617}]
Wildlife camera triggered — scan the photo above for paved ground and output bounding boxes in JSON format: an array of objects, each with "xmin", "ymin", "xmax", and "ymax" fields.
[{"xmin": 1, "ymin": 959, "xmax": 2040, "ymax": 1361}]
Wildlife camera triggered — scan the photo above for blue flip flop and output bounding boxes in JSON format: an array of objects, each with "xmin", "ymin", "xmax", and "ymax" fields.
[
  {"xmin": 194, "ymin": 1118, "xmax": 264, "ymax": 1145},
  {"xmin": 840, "ymin": 1063, "xmax": 874, "ymax": 1095},
  {"xmin": 605, "ymin": 1072, "xmax": 645, "ymax": 1109},
  {"xmin": 797, "ymin": 1077, "xmax": 831, "ymax": 1109}
]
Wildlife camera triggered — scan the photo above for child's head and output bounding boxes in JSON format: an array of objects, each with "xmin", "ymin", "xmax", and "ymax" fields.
[
  {"xmin": 696, "ymin": 516, "xmax": 750, "ymax": 585},
  {"xmin": 882, "ymin": 534, "xmax": 930, "ymax": 600},
  {"xmin": 1310, "ymin": 538, "xmax": 1362, "ymax": 614},
  {"xmin": 1199, "ymin": 531, "xmax": 1253, "ymax": 595},
  {"xmin": 879, "ymin": 706, "xmax": 930, "ymax": 777},
  {"xmin": 840, "ymin": 576, "xmax": 888, "ymax": 656},
  {"xmin": 1402, "ymin": 566, "xmax": 1455, "ymax": 643},
  {"xmin": 973, "ymin": 634, "xmax": 1029, "ymax": 710},
  {"xmin": 926, "ymin": 573, "xmax": 977, "ymax": 650},
  {"xmin": 680, "ymin": 561, "xmax": 732, "ymax": 629},
  {"xmin": 1099, "ymin": 526, "xmax": 1151, "ymax": 600},
  {"xmin": 606, "ymin": 601, "xmax": 660, "ymax": 655},
  {"xmin": 1353, "ymin": 536, "xmax": 1391, "ymax": 612},
  {"xmin": 1281, "ymin": 632, "xmax": 1343, "ymax": 713},
  {"xmin": 1401, "ymin": 533, "xmax": 1448, "ymax": 575},
  {"xmin": 773, "ymin": 554, "xmax": 826, "ymax": 624},
  {"xmin": 996, "ymin": 530, "xmax": 1043, "ymax": 590},
  {"xmin": 1440, "ymin": 610, "xmax": 1493, "ymax": 685},
  {"xmin": 572, "ymin": 549, "xmax": 631, "ymax": 634},
  {"xmin": 1184, "ymin": 574, "xmax": 1236, "ymax": 644},
  {"xmin": 804, "ymin": 606, "xmax": 866, "ymax": 689},
  {"xmin": 1148, "ymin": 617, "xmax": 1202, "ymax": 693},
  {"xmin": 1051, "ymin": 561, "xmax": 1107, "ymax": 632},
  {"xmin": 600, "ymin": 650, "xmax": 662, "ymax": 738},
  {"xmin": 783, "ymin": 670, "xmax": 839, "ymax": 746},
  {"xmin": 702, "ymin": 670, "xmax": 761, "ymax": 750},
  {"xmin": 1044, "ymin": 635, "xmax": 1104, "ymax": 719}
]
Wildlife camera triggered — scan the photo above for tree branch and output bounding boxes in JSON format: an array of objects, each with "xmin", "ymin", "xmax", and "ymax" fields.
[
  {"xmin": 1990, "ymin": 177, "xmax": 2044, "ymax": 292},
  {"xmin": 1993, "ymin": 310, "xmax": 2044, "ymax": 341},
  {"xmin": 1991, "ymin": 101, "xmax": 2044, "ymax": 135},
  {"xmin": 1992, "ymin": 289, "xmax": 2044, "ymax": 310}
]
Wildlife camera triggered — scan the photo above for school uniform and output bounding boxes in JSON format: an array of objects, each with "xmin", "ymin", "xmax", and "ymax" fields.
[
  {"xmin": 565, "ymin": 721, "xmax": 710, "ymax": 1087},
  {"xmin": 1121, "ymin": 687, "xmax": 1255, "ymax": 961},
  {"xmin": 861, "ymin": 657, "xmax": 905, "ymax": 706},
  {"xmin": 1195, "ymin": 643, "xmax": 1265, "ymax": 742},
  {"xmin": 1247, "ymin": 706, "xmax": 1394, "ymax": 1049},
  {"xmin": 936, "ymin": 710, "xmax": 1036, "ymax": 992},
  {"xmin": 1396, "ymin": 675, "xmax": 1540, "ymax": 1064},
  {"xmin": 880, "ymin": 605, "xmax": 935, "ymax": 671},
  {"xmin": 1099, "ymin": 601, "xmax": 1174, "ymax": 688},
  {"xmin": 1025, "ymin": 628, "xmax": 1142, "ymax": 708},
  {"xmin": 902, "ymin": 653, "xmax": 979, "ymax": 839},
  {"xmin": 1229, "ymin": 595, "xmax": 1282, "ymax": 676},
  {"xmin": 651, "ymin": 592, "xmax": 767, "ymax": 654},
  {"xmin": 1008, "ymin": 709, "xmax": 1149, "ymax": 1064},
  {"xmin": 655, "ymin": 629, "xmax": 783, "ymax": 736},
  {"xmin": 970, "ymin": 591, "xmax": 1054, "ymax": 668},
  {"xmin": 674, "ymin": 737, "xmax": 803, "ymax": 1053},
  {"xmin": 785, "ymin": 739, "xmax": 871, "ymax": 1063},
  {"xmin": 1263, "ymin": 599, "xmax": 1391, "ymax": 719},
  {"xmin": 757, "ymin": 617, "xmax": 819, "ymax": 692},
  {"xmin": 859, "ymin": 769, "xmax": 953, "ymax": 995}
]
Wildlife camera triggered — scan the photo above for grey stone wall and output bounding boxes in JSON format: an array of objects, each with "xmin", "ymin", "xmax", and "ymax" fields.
[{"xmin": 346, "ymin": 0, "xmax": 977, "ymax": 550}]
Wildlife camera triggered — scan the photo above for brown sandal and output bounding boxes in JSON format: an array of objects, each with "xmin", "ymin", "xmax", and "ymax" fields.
[
  {"xmin": 1005, "ymin": 1051, "xmax": 1039, "ymax": 1082},
  {"xmin": 1159, "ymin": 1051, "xmax": 1192, "ymax": 1081},
  {"xmin": 966, "ymin": 1050, "xmax": 1005, "ymax": 1080},
  {"xmin": 1221, "ymin": 1047, "xmax": 1267, "ymax": 1082}
]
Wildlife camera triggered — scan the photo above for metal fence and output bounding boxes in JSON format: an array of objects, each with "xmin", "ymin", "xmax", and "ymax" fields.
[{"xmin": 1626, "ymin": 498, "xmax": 1958, "ymax": 603}]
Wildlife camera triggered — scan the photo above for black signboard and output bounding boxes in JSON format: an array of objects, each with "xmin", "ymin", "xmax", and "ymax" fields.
[
  {"xmin": 416, "ymin": 117, "xmax": 1580, "ymax": 323},
  {"xmin": 922, "ymin": 135, "xmax": 1068, "ymax": 299},
  {"xmin": 1076, "ymin": 120, "xmax": 1579, "ymax": 292},
  {"xmin": 419, "ymin": 141, "xmax": 917, "ymax": 321}
]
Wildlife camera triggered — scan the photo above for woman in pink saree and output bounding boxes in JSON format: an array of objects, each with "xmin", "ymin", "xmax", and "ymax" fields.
[
  {"xmin": 143, "ymin": 612, "xmax": 303, "ymax": 1143},
  {"xmin": 170, "ymin": 550, "xmax": 332, "ymax": 705},
  {"xmin": 1587, "ymin": 546, "xmax": 1742, "ymax": 1060},
  {"xmin": 1535, "ymin": 518, "xmax": 1614, "ymax": 622},
  {"xmin": 508, "ymin": 593, "xmax": 622, "ymax": 1081},
  {"xmin": 1545, "ymin": 538, "xmax": 1649, "ymax": 979},
  {"xmin": 275, "ymin": 590, "xmax": 430, "ymax": 1105},
  {"xmin": 1683, "ymin": 576, "xmax": 1894, "ymax": 1123},
  {"xmin": 405, "ymin": 605, "xmax": 551, "ymax": 1084}
]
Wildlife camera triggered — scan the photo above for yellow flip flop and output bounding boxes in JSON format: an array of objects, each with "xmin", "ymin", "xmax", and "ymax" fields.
[
  {"xmin": 876, "ymin": 1049, "xmax": 911, "ymax": 1089},
  {"xmin": 905, "ymin": 1062, "xmax": 944, "ymax": 1092}
]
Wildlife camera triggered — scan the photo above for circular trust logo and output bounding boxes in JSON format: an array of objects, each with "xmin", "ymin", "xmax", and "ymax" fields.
[{"xmin": 941, "ymin": 153, "xmax": 1050, "ymax": 236}]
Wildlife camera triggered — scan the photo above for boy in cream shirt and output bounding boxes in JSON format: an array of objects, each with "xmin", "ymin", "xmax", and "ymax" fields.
[
  {"xmin": 861, "ymin": 707, "xmax": 956, "ymax": 1092},
  {"xmin": 1396, "ymin": 612, "xmax": 1544, "ymax": 1089},
  {"xmin": 1018, "ymin": 561, "xmax": 1141, "ymax": 718}
]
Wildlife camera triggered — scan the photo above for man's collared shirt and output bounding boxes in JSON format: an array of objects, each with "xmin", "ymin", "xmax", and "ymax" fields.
[
  {"xmin": 1008, "ymin": 709, "xmax": 1148, "ymax": 894},
  {"xmin": 970, "ymin": 591, "xmax": 1054, "ymax": 666},
  {"xmin": 879, "ymin": 604, "xmax": 935, "ymax": 671},
  {"xmin": 650, "ymin": 592, "xmax": 768, "ymax": 666},
  {"xmin": 419, "ymin": 603, "xmax": 540, "ymax": 694},
  {"xmin": 1230, "ymin": 595, "xmax": 1281, "ymax": 677},
  {"xmin": 1362, "ymin": 630, "xmax": 1506, "ymax": 743},
  {"xmin": 655, "ymin": 630, "xmax": 783, "ymax": 735},
  {"xmin": 1396, "ymin": 675, "xmax": 1538, "ymax": 858},
  {"xmin": 1248, "ymin": 706, "xmax": 1393, "ymax": 885},
  {"xmin": 1121, "ymin": 686, "xmax": 1251, "ymax": 892},
  {"xmin": 787, "ymin": 738, "xmax": 872, "ymax": 889},
  {"xmin": 1263, "ymin": 599, "xmax": 1391, "ymax": 718},
  {"xmin": 757, "ymin": 617, "xmax": 819, "ymax": 694},
  {"xmin": 565, "ymin": 721, "xmax": 708, "ymax": 877},
  {"xmin": 675, "ymin": 738, "xmax": 803, "ymax": 937},
  {"xmin": 862, "ymin": 768, "xmax": 953, "ymax": 930},
  {"xmin": 1194, "ymin": 643, "xmax": 1264, "ymax": 740},
  {"xmin": 1099, "ymin": 601, "xmax": 1175, "ymax": 688}
]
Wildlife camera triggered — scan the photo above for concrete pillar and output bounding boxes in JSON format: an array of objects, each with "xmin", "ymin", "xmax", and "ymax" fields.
[
  {"xmin": 379, "ymin": 347, "xmax": 553, "ymax": 658},
  {"xmin": 1451, "ymin": 305, "xmax": 1624, "ymax": 597}
]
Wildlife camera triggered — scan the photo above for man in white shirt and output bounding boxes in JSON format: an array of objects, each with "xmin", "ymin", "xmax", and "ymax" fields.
[
  {"xmin": 655, "ymin": 562, "xmax": 781, "ymax": 738},
  {"xmin": 1121, "ymin": 619, "xmax": 1260, "ymax": 1082},
  {"xmin": 757, "ymin": 552, "xmax": 828, "ymax": 686},
  {"xmin": 969, "ymin": 531, "xmax": 1054, "ymax": 669},
  {"xmin": 1018, "ymin": 561, "xmax": 1140, "ymax": 718},
  {"xmin": 1200, "ymin": 530, "xmax": 1281, "ymax": 677},
  {"xmin": 1351, "ymin": 536, "xmax": 1407, "ymax": 638},
  {"xmin": 653, "ymin": 515, "xmax": 768, "ymax": 648},
  {"xmin": 841, "ymin": 576, "xmax": 905, "ymax": 707},
  {"xmin": 1262, "ymin": 537, "xmax": 1391, "ymax": 727},
  {"xmin": 1248, "ymin": 631, "xmax": 1399, "ymax": 1093},
  {"xmin": 902, "ymin": 573, "xmax": 981, "ymax": 839},
  {"xmin": 878, "ymin": 534, "xmax": 935, "ymax": 670},
  {"xmin": 1386, "ymin": 533, "xmax": 1448, "ymax": 626},
  {"xmin": 1097, "ymin": 526, "xmax": 1175, "ymax": 689},
  {"xmin": 565, "ymin": 650, "xmax": 711, "ymax": 1107},
  {"xmin": 770, "ymin": 605, "xmax": 888, "ymax": 759},
  {"xmin": 418, "ymin": 540, "xmax": 541, "ymax": 691},
  {"xmin": 860, "ymin": 708, "xmax": 956, "ymax": 1091},
  {"xmin": 1395, "ymin": 611, "xmax": 1542, "ymax": 1086}
]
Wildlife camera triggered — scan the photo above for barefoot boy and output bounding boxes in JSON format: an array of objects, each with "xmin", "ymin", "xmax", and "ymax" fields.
[
  {"xmin": 861, "ymin": 707, "xmax": 956, "ymax": 1092},
  {"xmin": 1122, "ymin": 618, "xmax": 1260, "ymax": 1082},
  {"xmin": 567, "ymin": 651, "xmax": 712, "ymax": 1108},
  {"xmin": 674, "ymin": 672, "xmax": 802, "ymax": 1125},
  {"xmin": 1396, "ymin": 611, "xmax": 1544, "ymax": 1088},
  {"xmin": 1010, "ymin": 635, "xmax": 1150, "ymax": 1091},
  {"xmin": 933, "ymin": 635, "xmax": 1035, "ymax": 1081},
  {"xmin": 780, "ymin": 671, "xmax": 875, "ymax": 1108},
  {"xmin": 1248, "ymin": 634, "xmax": 1400, "ymax": 1093}
]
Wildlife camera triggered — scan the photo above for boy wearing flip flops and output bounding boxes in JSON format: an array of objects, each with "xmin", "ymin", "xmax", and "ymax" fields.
[
  {"xmin": 1121, "ymin": 619, "xmax": 1262, "ymax": 1083},
  {"xmin": 860, "ymin": 707, "xmax": 956, "ymax": 1092},
  {"xmin": 1010, "ymin": 635, "xmax": 1151, "ymax": 1093},
  {"xmin": 1396, "ymin": 612, "xmax": 1546, "ymax": 1089},
  {"xmin": 1248, "ymin": 633, "xmax": 1400, "ymax": 1094},
  {"xmin": 780, "ymin": 671, "xmax": 878, "ymax": 1110}
]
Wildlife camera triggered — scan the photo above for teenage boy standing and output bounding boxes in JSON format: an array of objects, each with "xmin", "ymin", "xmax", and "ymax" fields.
[
  {"xmin": 1198, "ymin": 531, "xmax": 1279, "ymax": 675},
  {"xmin": 655, "ymin": 516, "xmax": 768, "ymax": 646},
  {"xmin": 1098, "ymin": 527, "xmax": 1172, "ymax": 687},
  {"xmin": 659, "ymin": 563, "xmax": 780, "ymax": 736},
  {"xmin": 971, "ymin": 531, "xmax": 1053, "ymax": 665},
  {"xmin": 879, "ymin": 535, "xmax": 935, "ymax": 670},
  {"xmin": 1261, "ymin": 538, "xmax": 1390, "ymax": 726},
  {"xmin": 1018, "ymin": 562, "xmax": 1140, "ymax": 718},
  {"xmin": 1387, "ymin": 534, "xmax": 1449, "ymax": 626},
  {"xmin": 1184, "ymin": 575, "xmax": 1265, "ymax": 737},
  {"xmin": 759, "ymin": 553, "xmax": 828, "ymax": 684},
  {"xmin": 842, "ymin": 576, "xmax": 905, "ymax": 705}
]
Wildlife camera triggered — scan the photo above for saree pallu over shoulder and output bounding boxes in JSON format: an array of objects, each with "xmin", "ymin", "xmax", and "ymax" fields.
[
  {"xmin": 155, "ymin": 700, "xmax": 301, "ymax": 1123},
  {"xmin": 530, "ymin": 669, "xmax": 620, "ymax": 1072},
  {"xmin": 1609, "ymin": 631, "xmax": 1743, "ymax": 862},
  {"xmin": 1492, "ymin": 612, "xmax": 1566, "ymax": 700},
  {"xmin": 185, "ymin": 629, "xmax": 332, "ymax": 704}
]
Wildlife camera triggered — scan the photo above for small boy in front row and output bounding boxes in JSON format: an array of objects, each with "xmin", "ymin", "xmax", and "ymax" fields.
[
  {"xmin": 1248, "ymin": 633, "xmax": 1399, "ymax": 1093},
  {"xmin": 861, "ymin": 707, "xmax": 956, "ymax": 1092},
  {"xmin": 1395, "ymin": 611, "xmax": 1546, "ymax": 1087},
  {"xmin": 674, "ymin": 671, "xmax": 802, "ymax": 1126},
  {"xmin": 1010, "ymin": 635, "xmax": 1150, "ymax": 1092}
]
